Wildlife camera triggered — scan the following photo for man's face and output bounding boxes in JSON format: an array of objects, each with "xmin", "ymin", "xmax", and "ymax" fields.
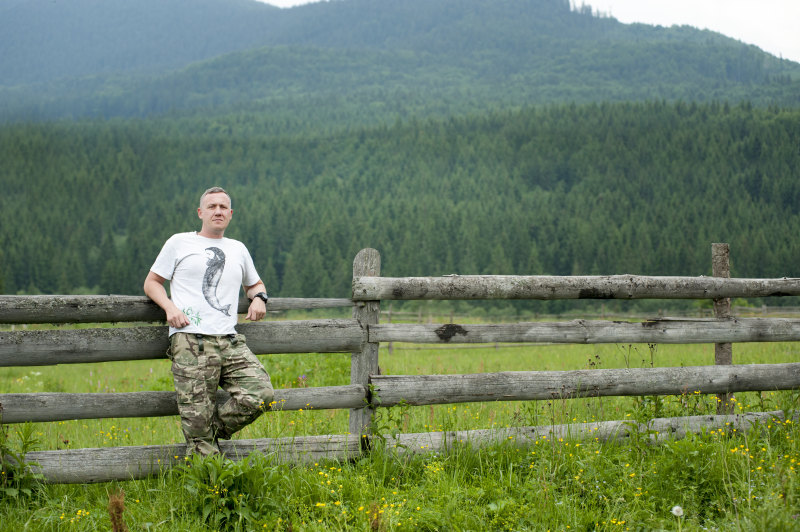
[{"xmin": 197, "ymin": 192, "xmax": 233, "ymax": 236}]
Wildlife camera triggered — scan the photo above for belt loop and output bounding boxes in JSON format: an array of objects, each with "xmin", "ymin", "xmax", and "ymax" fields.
[
  {"xmin": 228, "ymin": 333, "xmax": 238, "ymax": 346},
  {"xmin": 195, "ymin": 334, "xmax": 204, "ymax": 352}
]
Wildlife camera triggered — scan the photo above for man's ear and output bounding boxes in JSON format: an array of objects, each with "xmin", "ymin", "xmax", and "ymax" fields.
[{"xmin": 197, "ymin": 207, "xmax": 202, "ymax": 219}]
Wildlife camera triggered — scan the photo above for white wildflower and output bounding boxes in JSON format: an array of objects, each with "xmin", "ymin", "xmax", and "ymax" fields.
[{"xmin": 671, "ymin": 505, "xmax": 684, "ymax": 517}]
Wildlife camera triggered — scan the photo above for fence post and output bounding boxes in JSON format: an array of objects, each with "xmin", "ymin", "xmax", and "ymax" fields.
[
  {"xmin": 388, "ymin": 302, "xmax": 394, "ymax": 355},
  {"xmin": 351, "ymin": 248, "xmax": 381, "ymax": 447},
  {"xmin": 712, "ymin": 243, "xmax": 734, "ymax": 414}
]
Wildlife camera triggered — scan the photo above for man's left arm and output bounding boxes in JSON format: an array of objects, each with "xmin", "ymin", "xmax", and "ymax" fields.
[{"xmin": 244, "ymin": 281, "xmax": 268, "ymax": 321}]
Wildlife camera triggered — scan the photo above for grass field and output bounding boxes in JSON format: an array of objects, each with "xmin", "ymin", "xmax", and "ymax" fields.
[{"xmin": 2, "ymin": 324, "xmax": 800, "ymax": 530}]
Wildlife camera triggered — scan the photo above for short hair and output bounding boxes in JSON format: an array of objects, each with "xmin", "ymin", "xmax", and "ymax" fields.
[{"xmin": 199, "ymin": 186, "xmax": 231, "ymax": 208}]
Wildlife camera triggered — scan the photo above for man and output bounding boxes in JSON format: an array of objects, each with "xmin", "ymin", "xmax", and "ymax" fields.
[{"xmin": 144, "ymin": 186, "xmax": 273, "ymax": 456}]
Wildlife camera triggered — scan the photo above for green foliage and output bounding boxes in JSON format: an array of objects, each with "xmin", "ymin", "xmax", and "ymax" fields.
[
  {"xmin": 4, "ymin": 420, "xmax": 797, "ymax": 530},
  {"xmin": 1, "ymin": 341, "xmax": 800, "ymax": 528},
  {"xmin": 0, "ymin": 422, "xmax": 44, "ymax": 503},
  {"xmin": 2, "ymin": 101, "xmax": 800, "ymax": 310},
  {"xmin": 173, "ymin": 453, "xmax": 282, "ymax": 531}
]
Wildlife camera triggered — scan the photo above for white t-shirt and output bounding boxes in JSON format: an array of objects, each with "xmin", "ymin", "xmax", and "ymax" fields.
[{"xmin": 150, "ymin": 232, "xmax": 261, "ymax": 336}]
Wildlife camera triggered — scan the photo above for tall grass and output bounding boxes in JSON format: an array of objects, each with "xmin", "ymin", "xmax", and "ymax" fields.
[{"xmin": 1, "ymin": 337, "xmax": 799, "ymax": 530}]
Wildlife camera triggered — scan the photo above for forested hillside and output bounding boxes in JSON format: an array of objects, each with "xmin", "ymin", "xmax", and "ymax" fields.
[
  {"xmin": 0, "ymin": 0, "xmax": 279, "ymax": 85},
  {"xmin": 3, "ymin": 0, "xmax": 799, "ymax": 309},
  {"xmin": 1, "ymin": 0, "xmax": 798, "ymax": 123},
  {"xmin": 3, "ymin": 0, "xmax": 790, "ymax": 85},
  {"xmin": 3, "ymin": 101, "xmax": 799, "ymax": 308}
]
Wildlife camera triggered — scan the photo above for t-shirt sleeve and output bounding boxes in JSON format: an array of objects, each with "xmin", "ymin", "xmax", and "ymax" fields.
[
  {"xmin": 241, "ymin": 245, "xmax": 261, "ymax": 288},
  {"xmin": 150, "ymin": 235, "xmax": 178, "ymax": 281}
]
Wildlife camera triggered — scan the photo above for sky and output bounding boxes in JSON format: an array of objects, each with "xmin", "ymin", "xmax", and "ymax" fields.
[{"xmin": 257, "ymin": 0, "xmax": 800, "ymax": 63}]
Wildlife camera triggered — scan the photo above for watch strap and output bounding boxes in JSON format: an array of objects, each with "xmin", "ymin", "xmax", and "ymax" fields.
[{"xmin": 252, "ymin": 292, "xmax": 268, "ymax": 304}]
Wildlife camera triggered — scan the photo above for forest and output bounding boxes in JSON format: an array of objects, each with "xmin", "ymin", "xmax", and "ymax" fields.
[
  {"xmin": 2, "ymin": 100, "xmax": 799, "ymax": 312},
  {"xmin": 2, "ymin": 0, "xmax": 799, "ymax": 312}
]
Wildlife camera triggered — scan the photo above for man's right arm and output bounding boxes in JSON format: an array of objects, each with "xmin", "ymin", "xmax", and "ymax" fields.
[{"xmin": 144, "ymin": 271, "xmax": 190, "ymax": 329}]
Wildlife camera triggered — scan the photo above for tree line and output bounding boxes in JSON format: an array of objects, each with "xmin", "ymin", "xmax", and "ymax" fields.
[{"xmin": 2, "ymin": 100, "xmax": 799, "ymax": 312}]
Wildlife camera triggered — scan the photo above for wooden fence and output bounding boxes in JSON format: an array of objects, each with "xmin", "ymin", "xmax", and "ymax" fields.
[{"xmin": 2, "ymin": 245, "xmax": 800, "ymax": 484}]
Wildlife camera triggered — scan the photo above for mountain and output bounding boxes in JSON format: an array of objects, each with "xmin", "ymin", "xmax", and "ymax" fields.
[
  {"xmin": 1, "ymin": 0, "xmax": 798, "ymax": 124},
  {"xmin": 0, "ymin": 0, "xmax": 280, "ymax": 85},
  {"xmin": 2, "ymin": 0, "xmax": 799, "ymax": 303}
]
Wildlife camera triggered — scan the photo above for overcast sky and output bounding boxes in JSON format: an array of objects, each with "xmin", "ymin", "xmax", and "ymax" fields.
[{"xmin": 257, "ymin": 0, "xmax": 800, "ymax": 63}]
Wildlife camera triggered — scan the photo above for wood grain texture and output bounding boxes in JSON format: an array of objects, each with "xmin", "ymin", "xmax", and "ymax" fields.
[
  {"xmin": 712, "ymin": 243, "xmax": 734, "ymax": 413},
  {"xmin": 385, "ymin": 410, "xmax": 788, "ymax": 453},
  {"xmin": 370, "ymin": 363, "xmax": 800, "ymax": 406},
  {"xmin": 350, "ymin": 248, "xmax": 381, "ymax": 438},
  {"xmin": 0, "ymin": 385, "xmax": 367, "ymax": 423},
  {"xmin": 0, "ymin": 319, "xmax": 363, "ymax": 366},
  {"xmin": 24, "ymin": 411, "xmax": 787, "ymax": 483},
  {"xmin": 25, "ymin": 434, "xmax": 362, "ymax": 484},
  {"xmin": 0, "ymin": 295, "xmax": 352, "ymax": 324},
  {"xmin": 353, "ymin": 275, "xmax": 800, "ymax": 300},
  {"xmin": 369, "ymin": 318, "xmax": 800, "ymax": 344}
]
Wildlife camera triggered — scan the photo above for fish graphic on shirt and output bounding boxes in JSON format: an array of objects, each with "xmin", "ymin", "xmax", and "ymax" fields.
[{"xmin": 202, "ymin": 247, "xmax": 231, "ymax": 316}]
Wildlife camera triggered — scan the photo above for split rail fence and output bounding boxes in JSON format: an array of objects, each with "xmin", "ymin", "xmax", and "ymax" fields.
[{"xmin": 2, "ymin": 245, "xmax": 800, "ymax": 484}]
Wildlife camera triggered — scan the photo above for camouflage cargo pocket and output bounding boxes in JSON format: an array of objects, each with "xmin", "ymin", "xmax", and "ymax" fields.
[{"xmin": 169, "ymin": 333, "xmax": 201, "ymax": 367}]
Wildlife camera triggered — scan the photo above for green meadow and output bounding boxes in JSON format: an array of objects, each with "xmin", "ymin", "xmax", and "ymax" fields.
[{"xmin": 2, "ymin": 321, "xmax": 800, "ymax": 530}]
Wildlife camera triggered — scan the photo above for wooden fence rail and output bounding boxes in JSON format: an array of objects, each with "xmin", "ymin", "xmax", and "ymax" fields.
[
  {"xmin": 0, "ymin": 320, "xmax": 363, "ymax": 366},
  {"xmin": 2, "ymin": 245, "xmax": 799, "ymax": 484},
  {"xmin": 371, "ymin": 363, "xmax": 800, "ymax": 406},
  {"xmin": 0, "ymin": 385, "xmax": 367, "ymax": 424},
  {"xmin": 369, "ymin": 318, "xmax": 800, "ymax": 344},
  {"xmin": 24, "ymin": 410, "xmax": 790, "ymax": 484},
  {"xmin": 24, "ymin": 435, "xmax": 363, "ymax": 485},
  {"xmin": 353, "ymin": 275, "xmax": 800, "ymax": 301},
  {"xmin": 0, "ymin": 296, "xmax": 353, "ymax": 324}
]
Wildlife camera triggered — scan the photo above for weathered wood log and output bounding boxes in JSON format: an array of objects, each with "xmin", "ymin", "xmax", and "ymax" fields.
[
  {"xmin": 368, "ymin": 318, "xmax": 800, "ymax": 344},
  {"xmin": 713, "ymin": 243, "xmax": 735, "ymax": 414},
  {"xmin": 351, "ymin": 248, "xmax": 381, "ymax": 439},
  {"xmin": 0, "ymin": 319, "xmax": 363, "ymax": 366},
  {"xmin": 370, "ymin": 363, "xmax": 800, "ymax": 406},
  {"xmin": 384, "ymin": 410, "xmax": 788, "ymax": 453},
  {"xmin": 0, "ymin": 385, "xmax": 367, "ymax": 423},
  {"xmin": 0, "ymin": 295, "xmax": 353, "ymax": 324},
  {"xmin": 24, "ymin": 434, "xmax": 362, "ymax": 484},
  {"xmin": 353, "ymin": 275, "xmax": 800, "ymax": 301},
  {"xmin": 22, "ymin": 411, "xmax": 787, "ymax": 483}
]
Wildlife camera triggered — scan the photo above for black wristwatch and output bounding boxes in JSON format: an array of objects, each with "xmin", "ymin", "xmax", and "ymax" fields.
[{"xmin": 251, "ymin": 292, "xmax": 268, "ymax": 304}]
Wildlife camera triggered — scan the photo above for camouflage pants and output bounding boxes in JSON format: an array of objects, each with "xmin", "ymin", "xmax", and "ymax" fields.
[{"xmin": 168, "ymin": 332, "xmax": 274, "ymax": 457}]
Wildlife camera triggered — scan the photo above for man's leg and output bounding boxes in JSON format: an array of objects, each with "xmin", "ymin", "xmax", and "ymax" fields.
[
  {"xmin": 213, "ymin": 334, "xmax": 274, "ymax": 440},
  {"xmin": 169, "ymin": 333, "xmax": 222, "ymax": 457}
]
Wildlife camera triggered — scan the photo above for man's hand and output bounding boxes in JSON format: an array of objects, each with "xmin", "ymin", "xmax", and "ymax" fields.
[
  {"xmin": 246, "ymin": 298, "xmax": 266, "ymax": 321},
  {"xmin": 144, "ymin": 271, "xmax": 189, "ymax": 328},
  {"xmin": 244, "ymin": 281, "xmax": 268, "ymax": 322},
  {"xmin": 245, "ymin": 297, "xmax": 267, "ymax": 321},
  {"xmin": 165, "ymin": 307, "xmax": 191, "ymax": 328}
]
